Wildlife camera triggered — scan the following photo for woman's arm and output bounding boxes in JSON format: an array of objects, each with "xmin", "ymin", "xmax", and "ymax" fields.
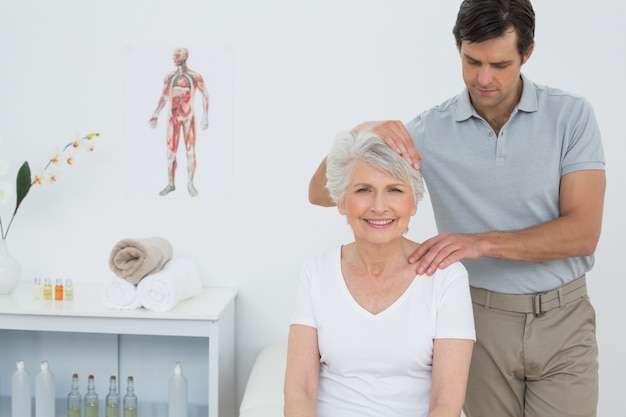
[
  {"xmin": 428, "ymin": 338, "xmax": 474, "ymax": 417},
  {"xmin": 284, "ymin": 324, "xmax": 321, "ymax": 417}
]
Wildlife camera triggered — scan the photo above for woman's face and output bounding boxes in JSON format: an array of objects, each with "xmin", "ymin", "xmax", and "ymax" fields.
[{"xmin": 338, "ymin": 160, "xmax": 416, "ymax": 244}]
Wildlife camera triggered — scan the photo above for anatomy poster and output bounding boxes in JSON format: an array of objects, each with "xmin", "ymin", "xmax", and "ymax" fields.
[{"xmin": 124, "ymin": 44, "xmax": 233, "ymax": 199}]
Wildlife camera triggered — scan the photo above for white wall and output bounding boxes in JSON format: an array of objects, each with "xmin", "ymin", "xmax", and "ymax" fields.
[{"xmin": 0, "ymin": 0, "xmax": 624, "ymax": 415}]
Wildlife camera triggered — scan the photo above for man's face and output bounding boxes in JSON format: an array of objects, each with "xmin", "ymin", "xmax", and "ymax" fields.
[{"xmin": 460, "ymin": 29, "xmax": 533, "ymax": 118}]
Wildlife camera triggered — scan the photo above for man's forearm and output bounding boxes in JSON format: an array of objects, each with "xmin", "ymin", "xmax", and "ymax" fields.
[
  {"xmin": 308, "ymin": 158, "xmax": 334, "ymax": 207},
  {"xmin": 485, "ymin": 169, "xmax": 605, "ymax": 262},
  {"xmin": 477, "ymin": 216, "xmax": 601, "ymax": 263}
]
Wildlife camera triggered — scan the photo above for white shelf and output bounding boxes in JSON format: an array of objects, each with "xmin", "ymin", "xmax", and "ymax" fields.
[
  {"xmin": 0, "ymin": 397, "xmax": 208, "ymax": 417},
  {"xmin": 0, "ymin": 282, "xmax": 238, "ymax": 417}
]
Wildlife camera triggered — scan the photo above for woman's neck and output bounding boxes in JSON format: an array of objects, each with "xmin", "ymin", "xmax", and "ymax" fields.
[{"xmin": 343, "ymin": 238, "xmax": 418, "ymax": 278}]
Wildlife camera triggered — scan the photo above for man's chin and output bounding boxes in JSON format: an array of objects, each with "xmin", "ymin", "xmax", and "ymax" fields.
[{"xmin": 469, "ymin": 93, "xmax": 501, "ymax": 110}]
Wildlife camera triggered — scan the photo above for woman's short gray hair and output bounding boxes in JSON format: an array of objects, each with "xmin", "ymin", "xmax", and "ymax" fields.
[{"xmin": 325, "ymin": 131, "xmax": 425, "ymax": 204}]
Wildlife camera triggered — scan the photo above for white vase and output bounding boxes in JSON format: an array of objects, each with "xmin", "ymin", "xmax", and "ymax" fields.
[{"xmin": 0, "ymin": 239, "xmax": 21, "ymax": 295}]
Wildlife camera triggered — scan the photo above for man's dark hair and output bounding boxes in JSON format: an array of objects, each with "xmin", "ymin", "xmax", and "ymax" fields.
[{"xmin": 452, "ymin": 0, "xmax": 535, "ymax": 59}]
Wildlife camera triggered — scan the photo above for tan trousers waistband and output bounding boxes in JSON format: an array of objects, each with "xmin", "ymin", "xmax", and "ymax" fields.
[{"xmin": 470, "ymin": 275, "xmax": 587, "ymax": 317}]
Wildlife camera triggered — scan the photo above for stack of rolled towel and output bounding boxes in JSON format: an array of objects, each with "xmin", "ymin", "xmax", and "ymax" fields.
[{"xmin": 103, "ymin": 237, "xmax": 202, "ymax": 312}]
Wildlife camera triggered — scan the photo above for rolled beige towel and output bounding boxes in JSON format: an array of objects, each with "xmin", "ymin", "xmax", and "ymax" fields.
[{"xmin": 109, "ymin": 237, "xmax": 173, "ymax": 284}]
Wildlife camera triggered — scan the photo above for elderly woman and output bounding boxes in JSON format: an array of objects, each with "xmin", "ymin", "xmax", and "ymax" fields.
[{"xmin": 285, "ymin": 131, "xmax": 475, "ymax": 417}]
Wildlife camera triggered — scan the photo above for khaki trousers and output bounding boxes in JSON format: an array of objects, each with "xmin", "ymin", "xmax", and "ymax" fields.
[{"xmin": 463, "ymin": 295, "xmax": 598, "ymax": 417}]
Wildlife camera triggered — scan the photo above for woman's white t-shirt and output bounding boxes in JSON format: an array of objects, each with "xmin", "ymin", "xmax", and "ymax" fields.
[{"xmin": 290, "ymin": 246, "xmax": 476, "ymax": 417}]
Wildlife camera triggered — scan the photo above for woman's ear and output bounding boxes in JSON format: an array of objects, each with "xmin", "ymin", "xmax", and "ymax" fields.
[{"xmin": 337, "ymin": 200, "xmax": 347, "ymax": 215}]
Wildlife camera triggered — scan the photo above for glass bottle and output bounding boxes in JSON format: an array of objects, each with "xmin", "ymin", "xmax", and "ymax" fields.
[
  {"xmin": 11, "ymin": 360, "xmax": 32, "ymax": 417},
  {"xmin": 123, "ymin": 376, "xmax": 137, "ymax": 417},
  {"xmin": 35, "ymin": 360, "xmax": 56, "ymax": 417},
  {"xmin": 84, "ymin": 374, "xmax": 99, "ymax": 417},
  {"xmin": 105, "ymin": 375, "xmax": 119, "ymax": 417},
  {"xmin": 43, "ymin": 278, "xmax": 52, "ymax": 300},
  {"xmin": 67, "ymin": 373, "xmax": 82, "ymax": 417},
  {"xmin": 65, "ymin": 278, "xmax": 74, "ymax": 301},
  {"xmin": 34, "ymin": 277, "xmax": 43, "ymax": 300},
  {"xmin": 55, "ymin": 278, "xmax": 64, "ymax": 300}
]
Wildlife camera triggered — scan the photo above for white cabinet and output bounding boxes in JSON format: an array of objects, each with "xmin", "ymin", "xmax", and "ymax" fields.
[{"xmin": 0, "ymin": 283, "xmax": 237, "ymax": 417}]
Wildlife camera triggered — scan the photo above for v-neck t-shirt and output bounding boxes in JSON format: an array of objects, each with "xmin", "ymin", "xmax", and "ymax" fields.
[{"xmin": 290, "ymin": 246, "xmax": 476, "ymax": 417}]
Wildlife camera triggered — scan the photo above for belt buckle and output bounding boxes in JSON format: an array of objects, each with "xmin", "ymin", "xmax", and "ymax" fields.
[{"xmin": 533, "ymin": 292, "xmax": 546, "ymax": 317}]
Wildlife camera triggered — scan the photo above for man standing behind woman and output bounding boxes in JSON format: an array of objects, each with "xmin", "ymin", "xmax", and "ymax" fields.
[
  {"xmin": 285, "ymin": 131, "xmax": 475, "ymax": 417},
  {"xmin": 308, "ymin": 1, "xmax": 605, "ymax": 417}
]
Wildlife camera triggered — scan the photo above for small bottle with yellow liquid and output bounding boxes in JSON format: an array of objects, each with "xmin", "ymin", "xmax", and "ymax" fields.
[
  {"xmin": 33, "ymin": 278, "xmax": 43, "ymax": 300},
  {"xmin": 67, "ymin": 373, "xmax": 82, "ymax": 417},
  {"xmin": 84, "ymin": 374, "xmax": 99, "ymax": 417},
  {"xmin": 122, "ymin": 376, "xmax": 137, "ymax": 417},
  {"xmin": 105, "ymin": 375, "xmax": 119, "ymax": 417},
  {"xmin": 65, "ymin": 278, "xmax": 74, "ymax": 301},
  {"xmin": 43, "ymin": 278, "xmax": 52, "ymax": 301}
]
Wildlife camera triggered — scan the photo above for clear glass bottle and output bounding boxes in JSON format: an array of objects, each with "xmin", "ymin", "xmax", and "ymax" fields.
[
  {"xmin": 43, "ymin": 278, "xmax": 52, "ymax": 300},
  {"xmin": 65, "ymin": 278, "xmax": 74, "ymax": 301},
  {"xmin": 168, "ymin": 362, "xmax": 188, "ymax": 417},
  {"xmin": 67, "ymin": 373, "xmax": 82, "ymax": 417},
  {"xmin": 11, "ymin": 360, "xmax": 32, "ymax": 417},
  {"xmin": 105, "ymin": 375, "xmax": 119, "ymax": 417},
  {"xmin": 34, "ymin": 277, "xmax": 43, "ymax": 300},
  {"xmin": 122, "ymin": 376, "xmax": 137, "ymax": 417},
  {"xmin": 84, "ymin": 374, "xmax": 99, "ymax": 417},
  {"xmin": 35, "ymin": 360, "xmax": 56, "ymax": 417}
]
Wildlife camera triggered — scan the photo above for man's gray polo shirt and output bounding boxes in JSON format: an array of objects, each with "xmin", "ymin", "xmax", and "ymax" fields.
[{"xmin": 406, "ymin": 74, "xmax": 605, "ymax": 294}]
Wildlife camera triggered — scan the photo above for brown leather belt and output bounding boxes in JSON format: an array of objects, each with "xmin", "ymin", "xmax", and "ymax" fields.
[{"xmin": 470, "ymin": 275, "xmax": 587, "ymax": 317}]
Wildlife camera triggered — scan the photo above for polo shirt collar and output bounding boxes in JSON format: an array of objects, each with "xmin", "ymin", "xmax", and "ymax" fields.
[
  {"xmin": 454, "ymin": 72, "xmax": 538, "ymax": 122},
  {"xmin": 517, "ymin": 73, "xmax": 538, "ymax": 113}
]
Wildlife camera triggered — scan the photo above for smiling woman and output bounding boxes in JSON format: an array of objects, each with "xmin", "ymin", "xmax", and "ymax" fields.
[
  {"xmin": 338, "ymin": 160, "xmax": 416, "ymax": 246},
  {"xmin": 284, "ymin": 131, "xmax": 476, "ymax": 417},
  {"xmin": 325, "ymin": 131, "xmax": 425, "ymax": 206}
]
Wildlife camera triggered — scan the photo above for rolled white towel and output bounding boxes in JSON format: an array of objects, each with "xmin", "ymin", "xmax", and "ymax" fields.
[
  {"xmin": 102, "ymin": 276, "xmax": 142, "ymax": 310},
  {"xmin": 136, "ymin": 258, "xmax": 202, "ymax": 312}
]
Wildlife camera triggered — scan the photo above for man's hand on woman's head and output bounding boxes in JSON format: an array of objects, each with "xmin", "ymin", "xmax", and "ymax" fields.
[
  {"xmin": 309, "ymin": 120, "xmax": 423, "ymax": 207},
  {"xmin": 352, "ymin": 120, "xmax": 422, "ymax": 170}
]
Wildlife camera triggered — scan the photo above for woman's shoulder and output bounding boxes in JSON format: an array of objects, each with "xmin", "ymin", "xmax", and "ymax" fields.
[
  {"xmin": 302, "ymin": 246, "xmax": 342, "ymax": 271},
  {"xmin": 429, "ymin": 261, "xmax": 469, "ymax": 284}
]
